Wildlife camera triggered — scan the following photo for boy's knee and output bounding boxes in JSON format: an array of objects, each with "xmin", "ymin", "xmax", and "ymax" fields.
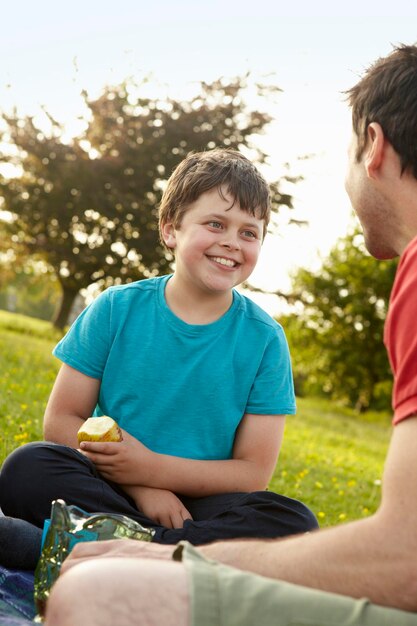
[
  {"xmin": 0, "ymin": 442, "xmax": 44, "ymax": 484},
  {"xmin": 297, "ymin": 503, "xmax": 319, "ymax": 532},
  {"xmin": 0, "ymin": 442, "xmax": 52, "ymax": 516},
  {"xmin": 279, "ymin": 495, "xmax": 319, "ymax": 533},
  {"xmin": 256, "ymin": 491, "xmax": 319, "ymax": 534}
]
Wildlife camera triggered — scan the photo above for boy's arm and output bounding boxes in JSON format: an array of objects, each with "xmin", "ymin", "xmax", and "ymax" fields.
[
  {"xmin": 232, "ymin": 412, "xmax": 286, "ymax": 488},
  {"xmin": 79, "ymin": 413, "xmax": 286, "ymax": 496},
  {"xmin": 44, "ymin": 363, "xmax": 101, "ymax": 448},
  {"xmin": 122, "ymin": 485, "xmax": 193, "ymax": 528},
  {"xmin": 44, "ymin": 363, "xmax": 194, "ymax": 527}
]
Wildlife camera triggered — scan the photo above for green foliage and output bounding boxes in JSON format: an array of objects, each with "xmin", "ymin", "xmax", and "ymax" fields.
[
  {"xmin": 0, "ymin": 76, "xmax": 294, "ymax": 328},
  {"xmin": 0, "ymin": 258, "xmax": 60, "ymax": 321},
  {"xmin": 283, "ymin": 228, "xmax": 398, "ymax": 411},
  {"xmin": 0, "ymin": 311, "xmax": 390, "ymax": 526}
]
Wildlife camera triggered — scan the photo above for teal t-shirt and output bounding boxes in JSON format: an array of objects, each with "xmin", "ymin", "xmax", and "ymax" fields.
[{"xmin": 53, "ymin": 275, "xmax": 295, "ymax": 460}]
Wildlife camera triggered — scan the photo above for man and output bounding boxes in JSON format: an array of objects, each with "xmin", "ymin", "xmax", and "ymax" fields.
[{"xmin": 44, "ymin": 44, "xmax": 417, "ymax": 626}]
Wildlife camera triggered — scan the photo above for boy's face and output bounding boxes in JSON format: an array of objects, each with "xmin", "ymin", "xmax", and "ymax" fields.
[{"xmin": 161, "ymin": 186, "xmax": 264, "ymax": 296}]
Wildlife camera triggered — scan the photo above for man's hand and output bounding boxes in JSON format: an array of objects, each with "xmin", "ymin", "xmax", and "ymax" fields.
[
  {"xmin": 61, "ymin": 540, "xmax": 176, "ymax": 574},
  {"xmin": 126, "ymin": 485, "xmax": 193, "ymax": 529},
  {"xmin": 78, "ymin": 429, "xmax": 150, "ymax": 484}
]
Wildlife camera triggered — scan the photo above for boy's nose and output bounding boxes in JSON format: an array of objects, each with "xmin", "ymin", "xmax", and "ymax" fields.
[{"xmin": 221, "ymin": 232, "xmax": 240, "ymax": 250}]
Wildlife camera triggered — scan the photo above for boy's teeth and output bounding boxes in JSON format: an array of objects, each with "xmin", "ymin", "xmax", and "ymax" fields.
[{"xmin": 212, "ymin": 257, "xmax": 236, "ymax": 267}]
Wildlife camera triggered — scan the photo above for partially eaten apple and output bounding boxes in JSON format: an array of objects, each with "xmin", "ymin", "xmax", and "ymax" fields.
[{"xmin": 77, "ymin": 416, "xmax": 123, "ymax": 443}]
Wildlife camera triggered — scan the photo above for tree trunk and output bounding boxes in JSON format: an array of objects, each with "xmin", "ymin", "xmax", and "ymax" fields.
[{"xmin": 52, "ymin": 286, "xmax": 79, "ymax": 330}]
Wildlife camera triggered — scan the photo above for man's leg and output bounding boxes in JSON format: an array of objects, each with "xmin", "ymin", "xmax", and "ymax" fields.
[
  {"xmin": 44, "ymin": 558, "xmax": 189, "ymax": 626},
  {"xmin": 45, "ymin": 543, "xmax": 417, "ymax": 626},
  {"xmin": 180, "ymin": 542, "xmax": 417, "ymax": 626}
]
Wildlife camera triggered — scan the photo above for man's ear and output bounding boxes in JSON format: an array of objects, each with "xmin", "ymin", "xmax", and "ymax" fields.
[
  {"xmin": 161, "ymin": 222, "xmax": 176, "ymax": 249},
  {"xmin": 364, "ymin": 122, "xmax": 385, "ymax": 179}
]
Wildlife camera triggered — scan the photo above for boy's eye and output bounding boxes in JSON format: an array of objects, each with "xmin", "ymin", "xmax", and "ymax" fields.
[
  {"xmin": 208, "ymin": 221, "xmax": 223, "ymax": 229},
  {"xmin": 242, "ymin": 230, "xmax": 257, "ymax": 239}
]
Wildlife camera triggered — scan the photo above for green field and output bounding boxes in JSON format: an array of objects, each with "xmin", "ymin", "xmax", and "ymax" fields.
[{"xmin": 0, "ymin": 309, "xmax": 392, "ymax": 527}]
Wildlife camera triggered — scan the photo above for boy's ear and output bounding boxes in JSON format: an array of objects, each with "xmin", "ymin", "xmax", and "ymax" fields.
[
  {"xmin": 364, "ymin": 122, "xmax": 385, "ymax": 180},
  {"xmin": 161, "ymin": 222, "xmax": 176, "ymax": 249}
]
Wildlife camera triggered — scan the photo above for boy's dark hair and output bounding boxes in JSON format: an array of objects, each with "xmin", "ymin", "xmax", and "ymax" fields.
[
  {"xmin": 346, "ymin": 43, "xmax": 417, "ymax": 178},
  {"xmin": 159, "ymin": 148, "xmax": 271, "ymax": 243}
]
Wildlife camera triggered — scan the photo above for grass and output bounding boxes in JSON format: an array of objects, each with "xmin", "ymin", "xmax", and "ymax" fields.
[
  {"xmin": 0, "ymin": 311, "xmax": 61, "ymax": 460},
  {"xmin": 0, "ymin": 310, "xmax": 392, "ymax": 528},
  {"xmin": 271, "ymin": 398, "xmax": 390, "ymax": 526}
]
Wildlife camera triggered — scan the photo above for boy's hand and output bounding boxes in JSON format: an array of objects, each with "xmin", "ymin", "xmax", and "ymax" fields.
[
  {"xmin": 78, "ymin": 429, "xmax": 151, "ymax": 484},
  {"xmin": 127, "ymin": 485, "xmax": 193, "ymax": 529}
]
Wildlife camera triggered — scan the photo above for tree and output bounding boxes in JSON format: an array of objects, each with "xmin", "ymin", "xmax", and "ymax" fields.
[
  {"xmin": 0, "ymin": 262, "xmax": 60, "ymax": 321},
  {"xmin": 282, "ymin": 228, "xmax": 398, "ymax": 411},
  {"xmin": 0, "ymin": 76, "xmax": 294, "ymax": 328},
  {"xmin": 0, "ymin": 230, "xmax": 61, "ymax": 320}
]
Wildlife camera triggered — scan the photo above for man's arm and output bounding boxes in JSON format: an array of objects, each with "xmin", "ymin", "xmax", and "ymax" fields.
[
  {"xmin": 199, "ymin": 417, "xmax": 417, "ymax": 611},
  {"xmin": 61, "ymin": 420, "xmax": 417, "ymax": 612},
  {"xmin": 43, "ymin": 363, "xmax": 101, "ymax": 447},
  {"xmin": 60, "ymin": 419, "xmax": 417, "ymax": 614},
  {"xmin": 79, "ymin": 413, "xmax": 286, "ymax": 496}
]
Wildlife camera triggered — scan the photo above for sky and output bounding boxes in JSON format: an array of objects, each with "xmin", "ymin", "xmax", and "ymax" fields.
[{"xmin": 1, "ymin": 1, "xmax": 417, "ymax": 313}]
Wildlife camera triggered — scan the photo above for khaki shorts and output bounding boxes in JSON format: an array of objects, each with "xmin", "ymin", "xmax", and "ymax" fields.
[{"xmin": 175, "ymin": 542, "xmax": 417, "ymax": 626}]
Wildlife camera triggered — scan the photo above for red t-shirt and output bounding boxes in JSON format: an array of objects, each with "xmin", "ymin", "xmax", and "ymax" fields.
[{"xmin": 384, "ymin": 235, "xmax": 417, "ymax": 424}]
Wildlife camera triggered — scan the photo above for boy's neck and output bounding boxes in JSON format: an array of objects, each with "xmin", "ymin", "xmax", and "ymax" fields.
[{"xmin": 165, "ymin": 276, "xmax": 233, "ymax": 325}]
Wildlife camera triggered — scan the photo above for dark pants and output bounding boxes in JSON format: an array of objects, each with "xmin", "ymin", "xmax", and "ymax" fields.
[{"xmin": 0, "ymin": 441, "xmax": 318, "ymax": 552}]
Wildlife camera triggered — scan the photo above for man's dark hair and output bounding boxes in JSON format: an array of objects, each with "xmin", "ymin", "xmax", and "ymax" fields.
[{"xmin": 346, "ymin": 43, "xmax": 417, "ymax": 178}]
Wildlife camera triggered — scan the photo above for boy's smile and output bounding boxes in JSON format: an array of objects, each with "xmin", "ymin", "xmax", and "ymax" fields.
[
  {"xmin": 208, "ymin": 256, "xmax": 239, "ymax": 268},
  {"xmin": 162, "ymin": 186, "xmax": 264, "ymax": 307}
]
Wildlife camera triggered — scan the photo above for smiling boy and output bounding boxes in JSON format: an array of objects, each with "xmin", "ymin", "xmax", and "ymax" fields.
[
  {"xmin": 0, "ymin": 149, "xmax": 317, "ymax": 567},
  {"xmin": 162, "ymin": 186, "xmax": 262, "ymax": 323}
]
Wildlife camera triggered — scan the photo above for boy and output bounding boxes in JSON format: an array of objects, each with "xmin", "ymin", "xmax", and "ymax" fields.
[{"xmin": 0, "ymin": 149, "xmax": 317, "ymax": 567}]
